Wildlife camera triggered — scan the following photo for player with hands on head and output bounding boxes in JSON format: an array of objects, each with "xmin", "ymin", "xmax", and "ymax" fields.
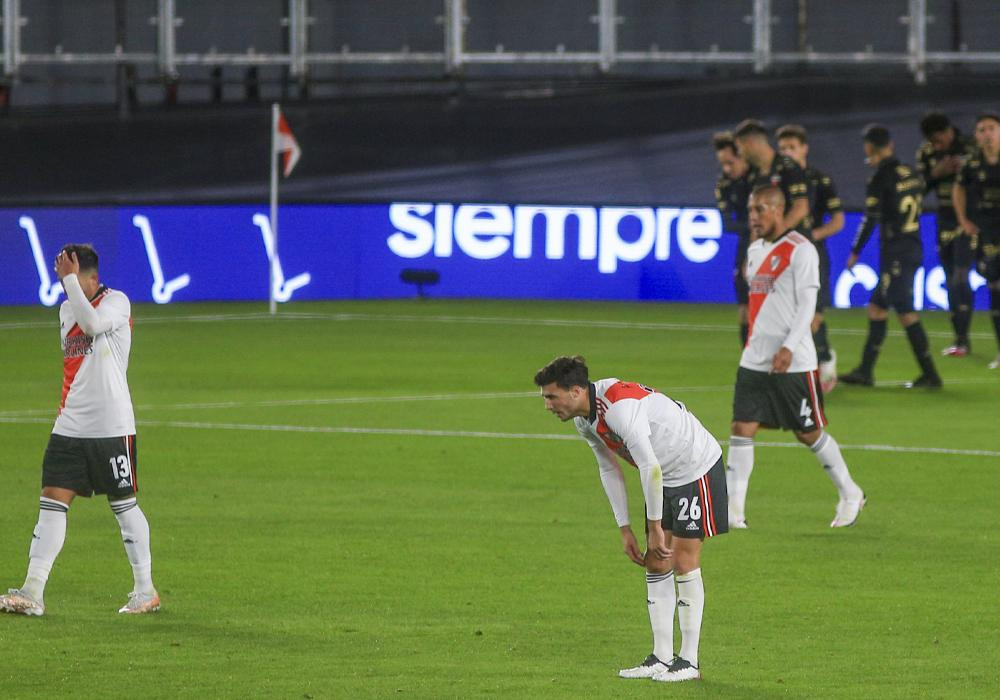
[{"xmin": 0, "ymin": 244, "xmax": 160, "ymax": 618}]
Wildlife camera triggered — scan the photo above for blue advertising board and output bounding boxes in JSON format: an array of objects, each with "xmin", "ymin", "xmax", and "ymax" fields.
[{"xmin": 0, "ymin": 203, "xmax": 991, "ymax": 309}]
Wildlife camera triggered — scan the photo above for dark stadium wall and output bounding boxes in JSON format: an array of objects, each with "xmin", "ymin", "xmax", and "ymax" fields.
[{"xmin": 2, "ymin": 76, "xmax": 995, "ymax": 207}]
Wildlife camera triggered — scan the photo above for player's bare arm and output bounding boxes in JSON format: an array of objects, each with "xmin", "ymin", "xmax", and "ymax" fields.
[
  {"xmin": 784, "ymin": 197, "xmax": 810, "ymax": 231},
  {"xmin": 811, "ymin": 211, "xmax": 844, "ymax": 241}
]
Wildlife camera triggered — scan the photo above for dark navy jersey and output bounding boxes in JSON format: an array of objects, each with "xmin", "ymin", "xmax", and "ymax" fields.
[
  {"xmin": 958, "ymin": 150, "xmax": 1000, "ymax": 229},
  {"xmin": 916, "ymin": 131, "xmax": 976, "ymax": 216},
  {"xmin": 851, "ymin": 157, "xmax": 924, "ymax": 255}
]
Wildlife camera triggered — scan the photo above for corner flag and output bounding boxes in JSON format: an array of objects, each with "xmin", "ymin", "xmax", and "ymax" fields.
[{"xmin": 276, "ymin": 109, "xmax": 301, "ymax": 177}]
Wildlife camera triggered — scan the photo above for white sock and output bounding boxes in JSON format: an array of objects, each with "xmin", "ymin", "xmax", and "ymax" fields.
[
  {"xmin": 22, "ymin": 497, "xmax": 69, "ymax": 601},
  {"xmin": 726, "ymin": 437, "xmax": 754, "ymax": 520},
  {"xmin": 111, "ymin": 498, "xmax": 155, "ymax": 595},
  {"xmin": 646, "ymin": 570, "xmax": 675, "ymax": 662},
  {"xmin": 676, "ymin": 568, "xmax": 705, "ymax": 667},
  {"xmin": 809, "ymin": 432, "xmax": 862, "ymax": 499}
]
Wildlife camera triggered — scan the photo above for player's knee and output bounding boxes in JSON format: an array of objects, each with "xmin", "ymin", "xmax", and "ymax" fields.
[
  {"xmin": 671, "ymin": 542, "xmax": 702, "ymax": 575},
  {"xmin": 644, "ymin": 552, "xmax": 673, "ymax": 574},
  {"xmin": 898, "ymin": 311, "xmax": 919, "ymax": 326},
  {"xmin": 730, "ymin": 420, "xmax": 756, "ymax": 438},
  {"xmin": 795, "ymin": 428, "xmax": 822, "ymax": 447},
  {"xmin": 867, "ymin": 305, "xmax": 888, "ymax": 321},
  {"xmin": 41, "ymin": 486, "xmax": 75, "ymax": 506}
]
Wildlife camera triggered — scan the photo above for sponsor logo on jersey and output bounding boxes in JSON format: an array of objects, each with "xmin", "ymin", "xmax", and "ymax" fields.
[{"xmin": 63, "ymin": 333, "xmax": 94, "ymax": 358}]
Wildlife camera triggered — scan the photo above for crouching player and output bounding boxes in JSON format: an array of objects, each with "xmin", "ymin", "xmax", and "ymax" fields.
[{"xmin": 535, "ymin": 356, "xmax": 727, "ymax": 683}]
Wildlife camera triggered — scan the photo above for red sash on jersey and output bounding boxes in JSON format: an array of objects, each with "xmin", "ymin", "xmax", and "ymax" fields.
[
  {"xmin": 59, "ymin": 290, "xmax": 109, "ymax": 411},
  {"xmin": 595, "ymin": 381, "xmax": 655, "ymax": 466},
  {"xmin": 746, "ymin": 237, "xmax": 797, "ymax": 345}
]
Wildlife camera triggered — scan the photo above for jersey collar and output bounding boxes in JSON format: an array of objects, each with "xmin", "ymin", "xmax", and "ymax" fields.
[
  {"xmin": 587, "ymin": 383, "xmax": 597, "ymax": 423},
  {"xmin": 88, "ymin": 284, "xmax": 108, "ymax": 302}
]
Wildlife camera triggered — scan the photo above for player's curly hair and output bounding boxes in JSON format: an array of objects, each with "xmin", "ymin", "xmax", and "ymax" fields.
[
  {"xmin": 534, "ymin": 355, "xmax": 589, "ymax": 389},
  {"xmin": 61, "ymin": 243, "xmax": 99, "ymax": 272},
  {"xmin": 920, "ymin": 112, "xmax": 951, "ymax": 139}
]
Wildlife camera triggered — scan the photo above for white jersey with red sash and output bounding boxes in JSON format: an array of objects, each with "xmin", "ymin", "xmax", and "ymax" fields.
[
  {"xmin": 741, "ymin": 230, "xmax": 820, "ymax": 373},
  {"xmin": 574, "ymin": 378, "xmax": 721, "ymax": 496},
  {"xmin": 53, "ymin": 274, "xmax": 135, "ymax": 438}
]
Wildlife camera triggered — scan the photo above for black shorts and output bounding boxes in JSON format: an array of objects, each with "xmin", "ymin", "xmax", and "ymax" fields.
[
  {"xmin": 870, "ymin": 246, "xmax": 922, "ymax": 314},
  {"xmin": 42, "ymin": 433, "xmax": 138, "ymax": 499},
  {"xmin": 662, "ymin": 458, "xmax": 729, "ymax": 539},
  {"xmin": 732, "ymin": 366, "xmax": 827, "ymax": 432},
  {"xmin": 978, "ymin": 230, "xmax": 1000, "ymax": 284},
  {"xmin": 815, "ymin": 241, "xmax": 831, "ymax": 311},
  {"xmin": 937, "ymin": 220, "xmax": 977, "ymax": 271}
]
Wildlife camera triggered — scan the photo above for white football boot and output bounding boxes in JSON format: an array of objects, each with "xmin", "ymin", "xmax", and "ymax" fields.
[
  {"xmin": 831, "ymin": 492, "xmax": 867, "ymax": 528},
  {"xmin": 652, "ymin": 657, "xmax": 701, "ymax": 682},
  {"xmin": 618, "ymin": 653, "xmax": 670, "ymax": 679},
  {"xmin": 119, "ymin": 590, "xmax": 161, "ymax": 614},
  {"xmin": 0, "ymin": 588, "xmax": 45, "ymax": 616}
]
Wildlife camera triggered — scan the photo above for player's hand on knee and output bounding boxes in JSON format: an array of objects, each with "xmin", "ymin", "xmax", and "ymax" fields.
[
  {"xmin": 645, "ymin": 523, "xmax": 672, "ymax": 561},
  {"xmin": 620, "ymin": 527, "xmax": 645, "ymax": 566}
]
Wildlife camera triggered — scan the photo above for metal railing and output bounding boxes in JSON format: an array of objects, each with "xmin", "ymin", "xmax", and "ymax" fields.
[{"xmin": 2, "ymin": 0, "xmax": 998, "ymax": 88}]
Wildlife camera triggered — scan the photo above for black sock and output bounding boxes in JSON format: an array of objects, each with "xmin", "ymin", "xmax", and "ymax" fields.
[
  {"xmin": 991, "ymin": 289, "xmax": 1000, "ymax": 350},
  {"xmin": 859, "ymin": 319, "xmax": 887, "ymax": 375},
  {"xmin": 905, "ymin": 321, "xmax": 938, "ymax": 377},
  {"xmin": 813, "ymin": 322, "xmax": 831, "ymax": 363},
  {"xmin": 952, "ymin": 268, "xmax": 974, "ymax": 346},
  {"xmin": 956, "ymin": 308, "xmax": 973, "ymax": 348},
  {"xmin": 740, "ymin": 323, "xmax": 749, "ymax": 347},
  {"xmin": 949, "ymin": 311, "xmax": 962, "ymax": 342}
]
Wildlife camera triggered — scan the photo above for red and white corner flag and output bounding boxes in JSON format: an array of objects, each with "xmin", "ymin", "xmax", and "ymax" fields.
[{"xmin": 276, "ymin": 108, "xmax": 301, "ymax": 177}]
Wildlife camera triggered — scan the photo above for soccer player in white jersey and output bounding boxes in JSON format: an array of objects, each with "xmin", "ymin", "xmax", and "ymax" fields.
[
  {"xmin": 536, "ymin": 356, "xmax": 727, "ymax": 683},
  {"xmin": 726, "ymin": 185, "xmax": 866, "ymax": 529},
  {"xmin": 0, "ymin": 244, "xmax": 159, "ymax": 617}
]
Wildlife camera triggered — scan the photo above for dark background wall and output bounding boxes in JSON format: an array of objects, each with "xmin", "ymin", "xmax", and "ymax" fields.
[{"xmin": 2, "ymin": 1, "xmax": 999, "ymax": 206}]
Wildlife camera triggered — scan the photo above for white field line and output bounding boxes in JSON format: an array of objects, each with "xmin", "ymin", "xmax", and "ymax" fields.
[
  {"xmin": 1, "ymin": 376, "xmax": 997, "ymax": 419},
  {"xmin": 0, "ymin": 387, "xmax": 720, "ymax": 418},
  {"xmin": 1, "ymin": 310, "xmax": 995, "ymax": 340},
  {"xmin": 1, "ymin": 415, "xmax": 997, "ymax": 458}
]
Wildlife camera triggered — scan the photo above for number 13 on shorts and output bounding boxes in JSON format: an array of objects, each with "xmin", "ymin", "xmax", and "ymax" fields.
[{"xmin": 110, "ymin": 454, "xmax": 131, "ymax": 484}]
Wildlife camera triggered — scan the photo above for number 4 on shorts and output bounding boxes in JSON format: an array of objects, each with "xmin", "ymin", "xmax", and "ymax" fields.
[{"xmin": 800, "ymin": 398, "xmax": 814, "ymax": 428}]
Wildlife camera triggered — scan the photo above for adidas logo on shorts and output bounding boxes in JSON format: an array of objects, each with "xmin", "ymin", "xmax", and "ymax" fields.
[
  {"xmin": 117, "ymin": 479, "xmax": 130, "ymax": 488},
  {"xmin": 685, "ymin": 521, "xmax": 699, "ymax": 531}
]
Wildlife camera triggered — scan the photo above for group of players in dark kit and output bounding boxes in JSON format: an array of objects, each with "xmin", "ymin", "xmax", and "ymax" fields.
[{"xmin": 714, "ymin": 112, "xmax": 1000, "ymax": 387}]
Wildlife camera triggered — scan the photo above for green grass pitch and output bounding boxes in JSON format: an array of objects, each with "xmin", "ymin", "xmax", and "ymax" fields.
[{"xmin": 0, "ymin": 299, "xmax": 998, "ymax": 698}]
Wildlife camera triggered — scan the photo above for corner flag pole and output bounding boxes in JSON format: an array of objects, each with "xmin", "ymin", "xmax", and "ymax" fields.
[{"xmin": 268, "ymin": 102, "xmax": 279, "ymax": 316}]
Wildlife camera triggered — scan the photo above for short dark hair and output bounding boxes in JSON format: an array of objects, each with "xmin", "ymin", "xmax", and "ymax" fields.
[
  {"xmin": 733, "ymin": 119, "xmax": 769, "ymax": 140},
  {"xmin": 975, "ymin": 112, "xmax": 1000, "ymax": 127},
  {"xmin": 61, "ymin": 243, "xmax": 99, "ymax": 272},
  {"xmin": 712, "ymin": 130, "xmax": 737, "ymax": 153},
  {"xmin": 862, "ymin": 123, "xmax": 892, "ymax": 148},
  {"xmin": 775, "ymin": 123, "xmax": 807, "ymax": 144},
  {"xmin": 534, "ymin": 355, "xmax": 589, "ymax": 389},
  {"xmin": 750, "ymin": 183, "xmax": 785, "ymax": 210},
  {"xmin": 920, "ymin": 112, "xmax": 951, "ymax": 138}
]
